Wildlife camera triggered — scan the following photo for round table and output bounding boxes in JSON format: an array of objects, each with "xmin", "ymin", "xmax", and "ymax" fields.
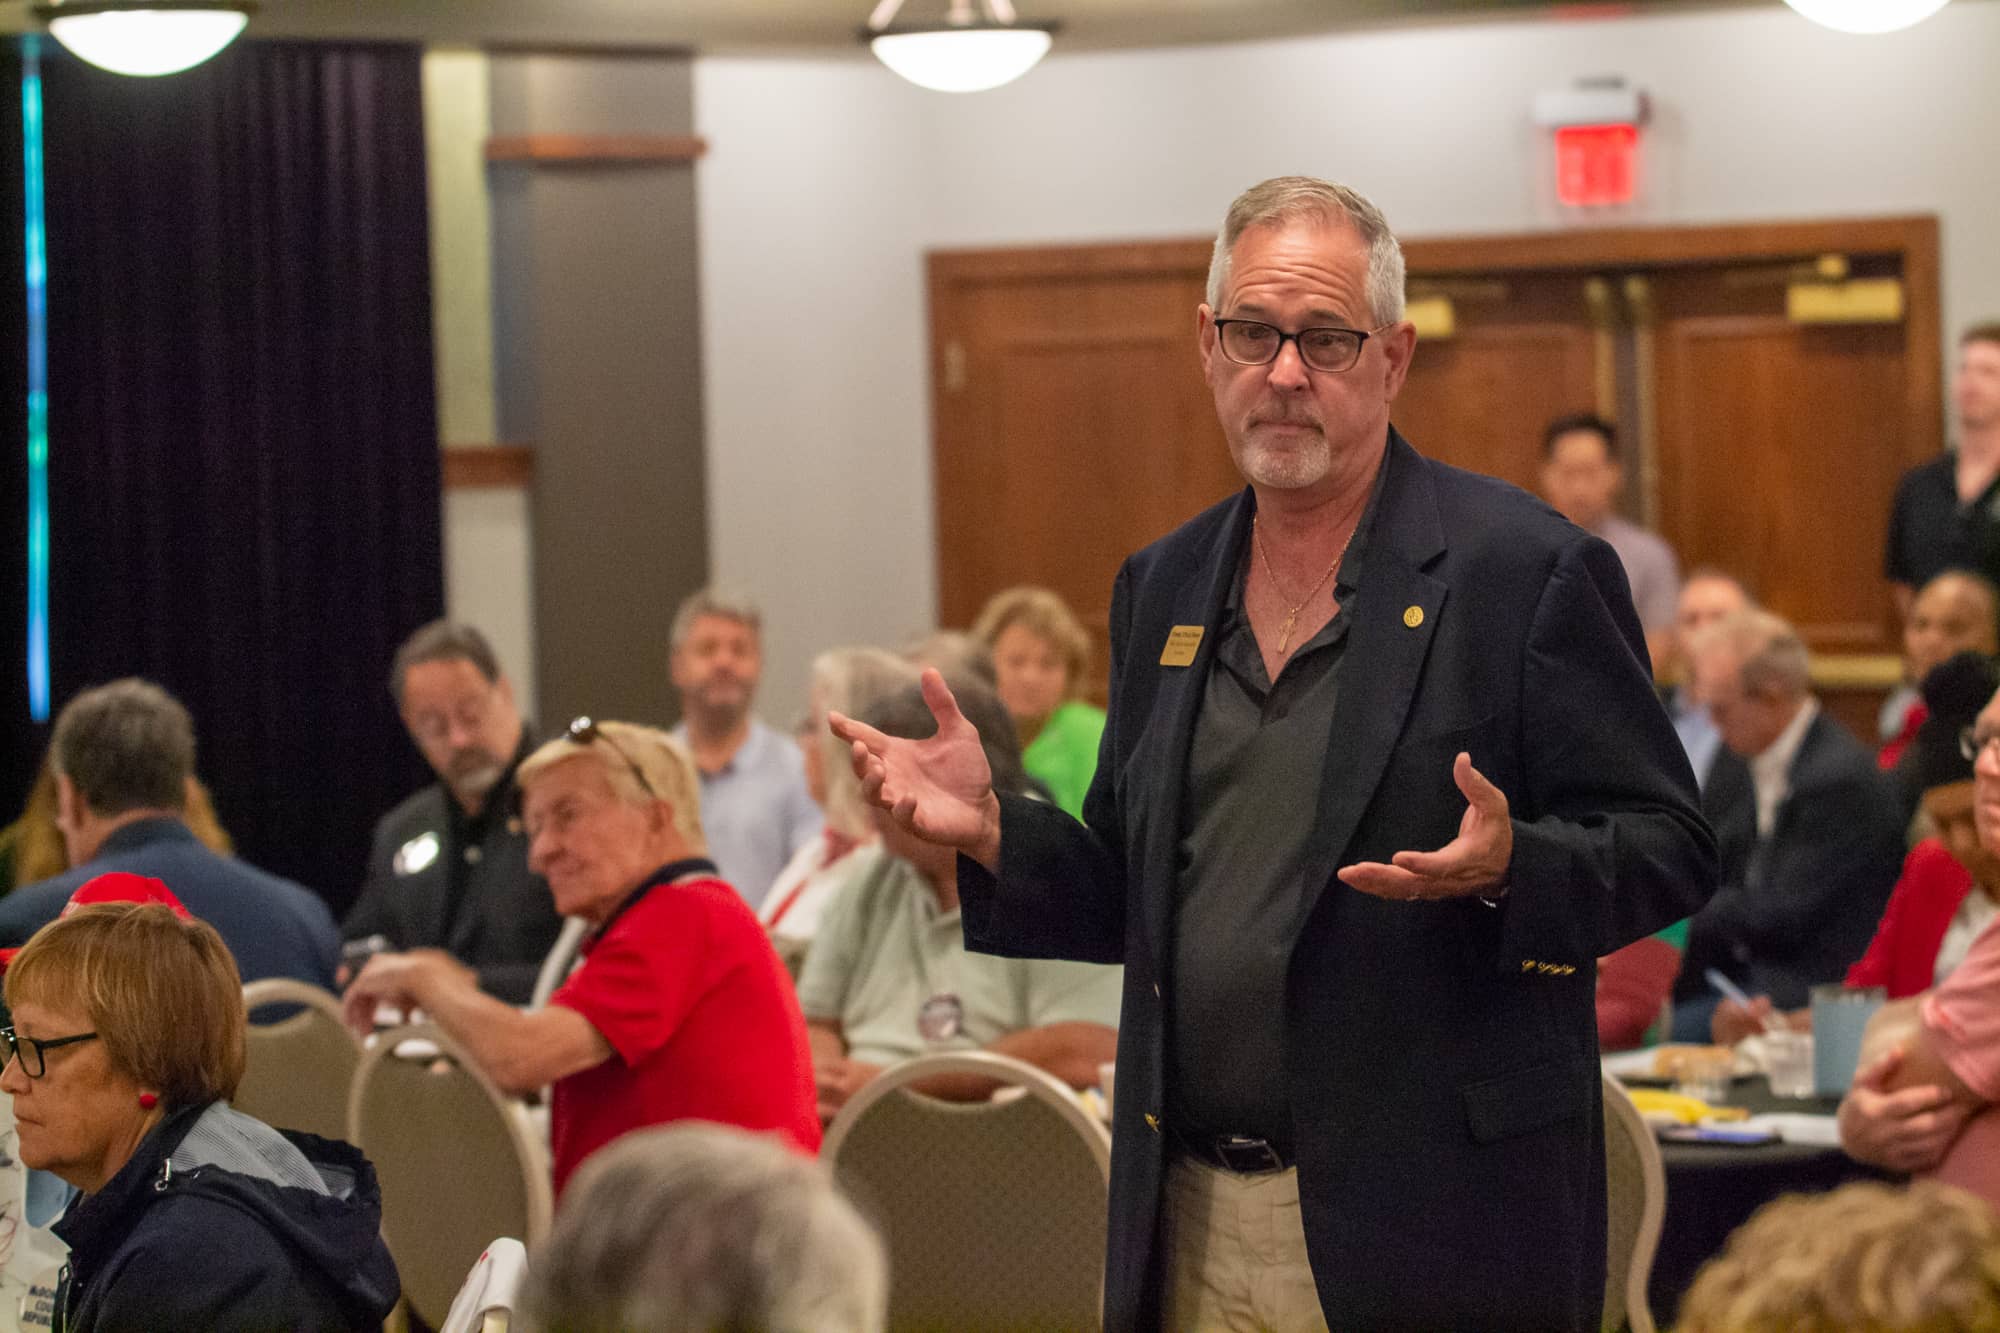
[{"xmin": 1647, "ymin": 1075, "xmax": 1898, "ymax": 1324}]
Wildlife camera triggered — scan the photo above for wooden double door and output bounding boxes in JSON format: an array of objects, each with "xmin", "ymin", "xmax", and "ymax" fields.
[{"xmin": 930, "ymin": 218, "xmax": 1941, "ymax": 706}]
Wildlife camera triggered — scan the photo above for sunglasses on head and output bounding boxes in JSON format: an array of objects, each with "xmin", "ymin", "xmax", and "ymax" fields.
[{"xmin": 567, "ymin": 716, "xmax": 660, "ymax": 801}]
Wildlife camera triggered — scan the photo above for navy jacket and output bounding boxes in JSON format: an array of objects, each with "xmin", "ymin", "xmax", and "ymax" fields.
[
  {"xmin": 961, "ymin": 431, "xmax": 1717, "ymax": 1332},
  {"xmin": 1679, "ymin": 712, "xmax": 1903, "ymax": 1010},
  {"xmin": 0, "ymin": 819, "xmax": 338, "ymax": 989},
  {"xmin": 54, "ymin": 1102, "xmax": 398, "ymax": 1332}
]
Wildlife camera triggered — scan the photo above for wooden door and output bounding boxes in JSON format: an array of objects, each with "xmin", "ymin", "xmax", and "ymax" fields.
[
  {"xmin": 929, "ymin": 242, "xmax": 1234, "ymax": 697},
  {"xmin": 1392, "ymin": 273, "xmax": 1603, "ymax": 494},
  {"xmin": 1648, "ymin": 256, "xmax": 1917, "ymax": 654}
]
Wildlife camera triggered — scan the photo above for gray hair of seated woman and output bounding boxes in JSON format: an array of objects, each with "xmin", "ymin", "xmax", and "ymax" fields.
[{"xmin": 523, "ymin": 1123, "xmax": 885, "ymax": 1333}]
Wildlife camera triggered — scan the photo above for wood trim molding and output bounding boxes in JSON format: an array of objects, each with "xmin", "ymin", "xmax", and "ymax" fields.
[
  {"xmin": 484, "ymin": 134, "xmax": 708, "ymax": 165},
  {"xmin": 443, "ymin": 445, "xmax": 534, "ymax": 490}
]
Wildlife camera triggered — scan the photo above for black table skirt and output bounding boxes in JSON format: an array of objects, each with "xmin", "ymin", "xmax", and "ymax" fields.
[{"xmin": 1646, "ymin": 1076, "xmax": 1899, "ymax": 1325}]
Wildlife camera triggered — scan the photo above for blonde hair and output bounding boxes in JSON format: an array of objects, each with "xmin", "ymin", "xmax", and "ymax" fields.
[
  {"xmin": 1206, "ymin": 176, "xmax": 1406, "ymax": 326},
  {"xmin": 808, "ymin": 648, "xmax": 921, "ymax": 840},
  {"xmin": 517, "ymin": 722, "xmax": 707, "ymax": 854},
  {"xmin": 971, "ymin": 586, "xmax": 1092, "ymax": 699},
  {"xmin": 1678, "ymin": 1181, "xmax": 2000, "ymax": 1333},
  {"xmin": 1689, "ymin": 607, "xmax": 1812, "ymax": 701},
  {"xmin": 4, "ymin": 902, "xmax": 246, "ymax": 1109}
]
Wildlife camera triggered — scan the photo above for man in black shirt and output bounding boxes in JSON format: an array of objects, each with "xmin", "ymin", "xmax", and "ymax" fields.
[
  {"xmin": 1885, "ymin": 322, "xmax": 2000, "ymax": 618},
  {"xmin": 344, "ymin": 621, "xmax": 562, "ymax": 1004}
]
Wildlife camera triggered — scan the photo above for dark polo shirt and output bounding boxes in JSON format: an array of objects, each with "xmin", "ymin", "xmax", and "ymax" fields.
[
  {"xmin": 1167, "ymin": 481, "xmax": 1382, "ymax": 1152},
  {"xmin": 1884, "ymin": 452, "xmax": 2000, "ymax": 590}
]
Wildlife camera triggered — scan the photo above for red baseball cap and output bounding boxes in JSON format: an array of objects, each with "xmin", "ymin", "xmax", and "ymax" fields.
[{"xmin": 0, "ymin": 873, "xmax": 194, "ymax": 971}]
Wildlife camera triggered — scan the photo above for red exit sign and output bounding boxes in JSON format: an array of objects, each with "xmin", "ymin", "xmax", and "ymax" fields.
[{"xmin": 1554, "ymin": 124, "xmax": 1638, "ymax": 208}]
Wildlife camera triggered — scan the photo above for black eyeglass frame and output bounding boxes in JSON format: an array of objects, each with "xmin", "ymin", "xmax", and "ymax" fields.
[
  {"xmin": 1958, "ymin": 726, "xmax": 2000, "ymax": 765},
  {"xmin": 1, "ymin": 1025, "xmax": 99, "ymax": 1079},
  {"xmin": 1210, "ymin": 318, "xmax": 1394, "ymax": 374},
  {"xmin": 566, "ymin": 716, "xmax": 661, "ymax": 801}
]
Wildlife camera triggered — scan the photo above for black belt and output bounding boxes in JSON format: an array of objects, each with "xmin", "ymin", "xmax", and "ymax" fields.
[{"xmin": 1172, "ymin": 1127, "xmax": 1294, "ymax": 1174}]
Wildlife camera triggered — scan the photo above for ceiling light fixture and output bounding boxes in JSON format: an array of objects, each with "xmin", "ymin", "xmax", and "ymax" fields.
[
  {"xmin": 864, "ymin": 0, "xmax": 1057, "ymax": 94},
  {"xmin": 34, "ymin": 0, "xmax": 257, "ymax": 78},
  {"xmin": 1781, "ymin": 0, "xmax": 1949, "ymax": 34}
]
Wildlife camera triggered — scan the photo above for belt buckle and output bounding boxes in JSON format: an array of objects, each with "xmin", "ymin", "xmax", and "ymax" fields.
[{"xmin": 1214, "ymin": 1135, "xmax": 1284, "ymax": 1174}]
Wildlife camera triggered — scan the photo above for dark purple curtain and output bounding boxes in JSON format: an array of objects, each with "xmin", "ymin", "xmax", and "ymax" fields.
[{"xmin": 33, "ymin": 40, "xmax": 441, "ymax": 913}]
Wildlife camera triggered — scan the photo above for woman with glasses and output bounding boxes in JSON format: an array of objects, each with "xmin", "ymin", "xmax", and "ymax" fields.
[
  {"xmin": 344, "ymin": 719, "xmax": 820, "ymax": 1198},
  {"xmin": 1, "ymin": 886, "xmax": 398, "ymax": 1331}
]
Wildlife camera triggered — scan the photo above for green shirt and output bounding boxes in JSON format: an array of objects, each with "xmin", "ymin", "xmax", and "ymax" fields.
[
  {"xmin": 795, "ymin": 851, "xmax": 1124, "ymax": 1068},
  {"xmin": 1023, "ymin": 700, "xmax": 1108, "ymax": 820}
]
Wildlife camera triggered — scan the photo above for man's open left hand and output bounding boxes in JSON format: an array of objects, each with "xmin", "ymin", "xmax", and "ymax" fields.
[{"xmin": 1337, "ymin": 752, "xmax": 1512, "ymax": 902}]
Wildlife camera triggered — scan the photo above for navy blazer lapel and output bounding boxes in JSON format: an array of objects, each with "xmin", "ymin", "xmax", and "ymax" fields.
[
  {"xmin": 1138, "ymin": 490, "xmax": 1253, "ymax": 975},
  {"xmin": 1299, "ymin": 433, "xmax": 1449, "ymax": 889}
]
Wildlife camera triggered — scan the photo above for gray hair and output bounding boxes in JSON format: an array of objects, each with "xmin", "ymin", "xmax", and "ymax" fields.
[
  {"xmin": 1690, "ymin": 609, "xmax": 1812, "ymax": 701},
  {"xmin": 669, "ymin": 586, "xmax": 762, "ymax": 651},
  {"xmin": 389, "ymin": 620, "xmax": 501, "ymax": 705},
  {"xmin": 810, "ymin": 647, "xmax": 922, "ymax": 839},
  {"xmin": 523, "ymin": 1124, "xmax": 885, "ymax": 1333},
  {"xmin": 902, "ymin": 630, "xmax": 997, "ymax": 691},
  {"xmin": 863, "ymin": 674, "xmax": 1031, "ymax": 801},
  {"xmin": 50, "ymin": 678, "xmax": 195, "ymax": 817},
  {"xmin": 1205, "ymin": 176, "xmax": 1406, "ymax": 327}
]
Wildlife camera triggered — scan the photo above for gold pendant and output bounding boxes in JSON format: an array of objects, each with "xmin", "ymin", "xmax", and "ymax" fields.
[{"xmin": 1277, "ymin": 611, "xmax": 1297, "ymax": 653}]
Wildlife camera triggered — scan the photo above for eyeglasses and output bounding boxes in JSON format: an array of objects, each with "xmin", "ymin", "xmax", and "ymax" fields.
[
  {"xmin": 566, "ymin": 716, "xmax": 660, "ymax": 800},
  {"xmin": 1, "ymin": 1025, "xmax": 98, "ymax": 1079},
  {"xmin": 1212, "ymin": 319, "xmax": 1392, "ymax": 374},
  {"xmin": 1958, "ymin": 727, "xmax": 2000, "ymax": 765}
]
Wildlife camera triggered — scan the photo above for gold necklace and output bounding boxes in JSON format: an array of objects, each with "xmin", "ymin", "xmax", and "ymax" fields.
[{"xmin": 1252, "ymin": 513, "xmax": 1357, "ymax": 653}]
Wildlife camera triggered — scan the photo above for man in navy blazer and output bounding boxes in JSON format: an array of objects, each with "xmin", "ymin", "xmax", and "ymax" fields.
[
  {"xmin": 834, "ymin": 177, "xmax": 1715, "ymax": 1331},
  {"xmin": 0, "ymin": 679, "xmax": 338, "ymax": 988}
]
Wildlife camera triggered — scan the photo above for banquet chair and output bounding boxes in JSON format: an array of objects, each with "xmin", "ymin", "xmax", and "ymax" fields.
[
  {"xmin": 349, "ymin": 1024, "xmax": 554, "ymax": 1328},
  {"xmin": 529, "ymin": 916, "xmax": 590, "ymax": 1009},
  {"xmin": 1602, "ymin": 1074, "xmax": 1666, "ymax": 1333},
  {"xmin": 235, "ymin": 979, "xmax": 358, "ymax": 1142},
  {"xmin": 825, "ymin": 1050, "xmax": 1112, "ymax": 1332}
]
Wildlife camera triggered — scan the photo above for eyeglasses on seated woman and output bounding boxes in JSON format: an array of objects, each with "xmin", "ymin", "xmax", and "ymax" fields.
[{"xmin": 1, "ymin": 890, "xmax": 398, "ymax": 1332}]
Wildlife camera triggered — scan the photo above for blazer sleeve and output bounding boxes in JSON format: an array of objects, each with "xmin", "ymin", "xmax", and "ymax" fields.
[
  {"xmin": 1497, "ymin": 536, "xmax": 1718, "ymax": 972},
  {"xmin": 960, "ymin": 564, "xmax": 1134, "ymax": 965}
]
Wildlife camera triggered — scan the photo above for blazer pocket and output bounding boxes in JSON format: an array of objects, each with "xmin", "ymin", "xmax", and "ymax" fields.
[{"xmin": 1461, "ymin": 1058, "xmax": 1591, "ymax": 1144}]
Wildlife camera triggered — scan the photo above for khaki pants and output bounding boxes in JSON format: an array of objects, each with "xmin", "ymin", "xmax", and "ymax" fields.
[{"xmin": 1162, "ymin": 1155, "xmax": 1329, "ymax": 1333}]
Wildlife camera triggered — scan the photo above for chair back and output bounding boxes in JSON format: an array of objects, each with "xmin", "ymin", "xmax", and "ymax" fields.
[
  {"xmin": 1602, "ymin": 1074, "xmax": 1665, "ymax": 1333},
  {"xmin": 825, "ymin": 1050, "xmax": 1111, "ymax": 1332},
  {"xmin": 439, "ymin": 1236, "xmax": 529, "ymax": 1333},
  {"xmin": 529, "ymin": 916, "xmax": 590, "ymax": 1009},
  {"xmin": 350, "ymin": 1024, "xmax": 553, "ymax": 1328},
  {"xmin": 236, "ymin": 979, "xmax": 358, "ymax": 1142}
]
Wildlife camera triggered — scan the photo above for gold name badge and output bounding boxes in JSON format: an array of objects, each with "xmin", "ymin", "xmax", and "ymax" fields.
[{"xmin": 1160, "ymin": 625, "xmax": 1205, "ymax": 667}]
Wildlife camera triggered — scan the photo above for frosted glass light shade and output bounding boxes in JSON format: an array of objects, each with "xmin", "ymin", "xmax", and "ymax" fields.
[
  {"xmin": 46, "ymin": 7, "xmax": 250, "ymax": 77},
  {"xmin": 1781, "ymin": 0, "xmax": 1950, "ymax": 33},
  {"xmin": 869, "ymin": 26, "xmax": 1052, "ymax": 92}
]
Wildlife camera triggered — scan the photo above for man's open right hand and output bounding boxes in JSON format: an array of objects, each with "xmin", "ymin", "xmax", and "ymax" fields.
[{"xmin": 828, "ymin": 668, "xmax": 1002, "ymax": 871}]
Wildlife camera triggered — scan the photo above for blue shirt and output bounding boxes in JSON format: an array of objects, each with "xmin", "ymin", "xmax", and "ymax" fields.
[
  {"xmin": 671, "ymin": 718, "xmax": 822, "ymax": 909},
  {"xmin": 1670, "ymin": 687, "xmax": 1723, "ymax": 792}
]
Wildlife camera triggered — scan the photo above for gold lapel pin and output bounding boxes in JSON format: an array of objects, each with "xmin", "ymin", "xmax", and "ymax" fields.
[{"xmin": 1403, "ymin": 606, "xmax": 1424, "ymax": 629}]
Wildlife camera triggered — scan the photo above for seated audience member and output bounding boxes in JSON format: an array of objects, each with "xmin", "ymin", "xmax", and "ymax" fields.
[
  {"xmin": 1880, "ymin": 569, "xmax": 2000, "ymax": 782},
  {"xmin": 1538, "ymin": 412, "xmax": 1680, "ymax": 669},
  {"xmin": 0, "ymin": 680, "xmax": 338, "ymax": 990},
  {"xmin": 0, "ymin": 755, "xmax": 233, "ymax": 895},
  {"xmin": 1715, "ymin": 652, "xmax": 2000, "ymax": 1043},
  {"xmin": 1596, "ymin": 919, "xmax": 1687, "ymax": 1051},
  {"xmin": 345, "ymin": 620, "xmax": 562, "ymax": 1005},
  {"xmin": 2, "ymin": 896, "xmax": 398, "ymax": 1330},
  {"xmin": 523, "ymin": 1123, "xmax": 885, "ymax": 1333},
  {"xmin": 800, "ymin": 678, "xmax": 1121, "ymax": 1121},
  {"xmin": 903, "ymin": 629, "xmax": 998, "ymax": 691},
  {"xmin": 1840, "ymin": 680, "xmax": 2000, "ymax": 1209},
  {"xmin": 667, "ymin": 588, "xmax": 822, "ymax": 909},
  {"xmin": 1671, "ymin": 611, "xmax": 1904, "ymax": 1041},
  {"xmin": 1676, "ymin": 1180, "xmax": 2000, "ymax": 1333},
  {"xmin": 760, "ymin": 648, "xmax": 920, "ymax": 952},
  {"xmin": 973, "ymin": 587, "xmax": 1108, "ymax": 821},
  {"xmin": 1660, "ymin": 568, "xmax": 1753, "ymax": 790},
  {"xmin": 344, "ymin": 720, "xmax": 819, "ymax": 1197}
]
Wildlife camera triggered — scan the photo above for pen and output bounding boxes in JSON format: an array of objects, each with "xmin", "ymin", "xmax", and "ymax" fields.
[{"xmin": 1704, "ymin": 967, "xmax": 1788, "ymax": 1036}]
